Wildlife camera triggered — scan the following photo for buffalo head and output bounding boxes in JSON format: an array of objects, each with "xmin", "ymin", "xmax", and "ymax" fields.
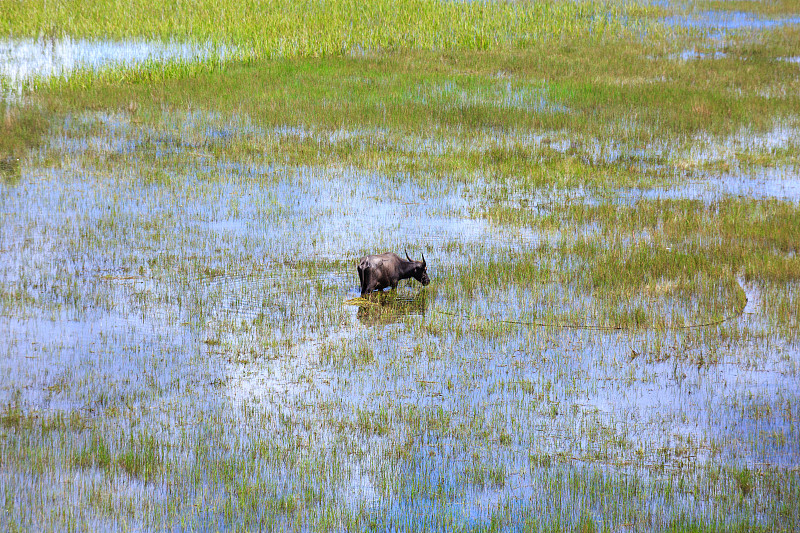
[{"xmin": 405, "ymin": 250, "xmax": 430, "ymax": 286}]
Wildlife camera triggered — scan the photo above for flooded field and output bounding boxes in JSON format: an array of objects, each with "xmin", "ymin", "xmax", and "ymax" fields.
[{"xmin": 2, "ymin": 1, "xmax": 800, "ymax": 531}]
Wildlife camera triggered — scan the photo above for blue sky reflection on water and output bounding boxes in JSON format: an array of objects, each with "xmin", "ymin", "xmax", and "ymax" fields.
[
  {"xmin": 0, "ymin": 37, "xmax": 226, "ymax": 96},
  {"xmin": 664, "ymin": 9, "xmax": 800, "ymax": 36}
]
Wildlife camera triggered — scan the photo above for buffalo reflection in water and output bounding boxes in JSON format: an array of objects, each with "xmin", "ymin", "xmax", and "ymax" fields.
[{"xmin": 355, "ymin": 290, "xmax": 429, "ymax": 327}]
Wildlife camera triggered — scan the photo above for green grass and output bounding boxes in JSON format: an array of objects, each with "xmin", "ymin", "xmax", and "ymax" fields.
[
  {"xmin": 41, "ymin": 38, "xmax": 800, "ymax": 135},
  {"xmin": 474, "ymin": 195, "xmax": 800, "ymax": 330},
  {"xmin": 483, "ymin": 198, "xmax": 800, "ymax": 279},
  {"xmin": 0, "ymin": 0, "xmax": 654, "ymax": 56},
  {"xmin": 2, "ymin": 25, "xmax": 791, "ymax": 179}
]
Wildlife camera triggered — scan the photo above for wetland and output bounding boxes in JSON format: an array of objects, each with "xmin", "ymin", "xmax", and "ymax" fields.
[{"xmin": 1, "ymin": 0, "xmax": 799, "ymax": 531}]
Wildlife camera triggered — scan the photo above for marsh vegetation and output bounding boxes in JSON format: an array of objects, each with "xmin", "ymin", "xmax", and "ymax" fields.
[{"xmin": 1, "ymin": 0, "xmax": 799, "ymax": 531}]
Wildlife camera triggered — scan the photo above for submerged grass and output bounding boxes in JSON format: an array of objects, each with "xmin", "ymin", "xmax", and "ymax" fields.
[
  {"xmin": 0, "ymin": 103, "xmax": 48, "ymax": 162},
  {"xmin": 485, "ymin": 198, "xmax": 800, "ymax": 273},
  {"xmin": 479, "ymin": 195, "xmax": 800, "ymax": 331}
]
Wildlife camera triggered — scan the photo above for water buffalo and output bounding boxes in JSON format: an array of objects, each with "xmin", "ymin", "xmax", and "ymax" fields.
[{"xmin": 357, "ymin": 251, "xmax": 430, "ymax": 298}]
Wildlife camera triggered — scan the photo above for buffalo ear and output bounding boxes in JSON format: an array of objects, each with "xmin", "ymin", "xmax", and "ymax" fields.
[
  {"xmin": 421, "ymin": 252, "xmax": 426, "ymax": 268},
  {"xmin": 405, "ymin": 250, "xmax": 412, "ymax": 262}
]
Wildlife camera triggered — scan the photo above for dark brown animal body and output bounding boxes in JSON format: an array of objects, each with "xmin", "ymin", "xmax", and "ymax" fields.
[{"xmin": 357, "ymin": 251, "xmax": 429, "ymax": 298}]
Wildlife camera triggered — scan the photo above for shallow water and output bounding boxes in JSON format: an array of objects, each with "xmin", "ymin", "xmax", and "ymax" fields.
[
  {"xmin": 0, "ymin": 38, "xmax": 226, "ymax": 97},
  {"xmin": 634, "ymin": 167, "xmax": 800, "ymax": 202},
  {"xmin": 1, "ymin": 104, "xmax": 799, "ymax": 530},
  {"xmin": 665, "ymin": 11, "xmax": 800, "ymax": 32}
]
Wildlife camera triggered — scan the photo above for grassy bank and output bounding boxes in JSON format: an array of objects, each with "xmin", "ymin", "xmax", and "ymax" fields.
[
  {"xmin": 5, "ymin": 27, "xmax": 799, "ymax": 186},
  {"xmin": 0, "ymin": 0, "xmax": 655, "ymax": 56}
]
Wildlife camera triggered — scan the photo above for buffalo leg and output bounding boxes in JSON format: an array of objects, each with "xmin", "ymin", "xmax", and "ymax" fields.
[
  {"xmin": 359, "ymin": 267, "xmax": 374, "ymax": 298},
  {"xmin": 357, "ymin": 265, "xmax": 365, "ymax": 295},
  {"xmin": 362, "ymin": 279, "xmax": 380, "ymax": 299}
]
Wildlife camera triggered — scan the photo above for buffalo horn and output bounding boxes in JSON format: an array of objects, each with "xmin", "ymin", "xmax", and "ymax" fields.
[{"xmin": 405, "ymin": 250, "xmax": 412, "ymax": 262}]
